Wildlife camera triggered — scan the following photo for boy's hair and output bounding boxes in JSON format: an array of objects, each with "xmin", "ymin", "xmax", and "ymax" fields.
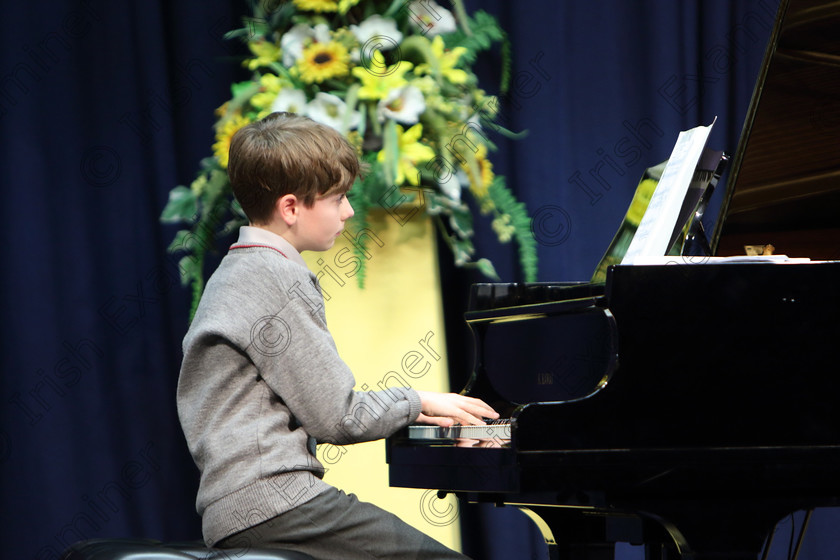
[{"xmin": 228, "ymin": 112, "xmax": 363, "ymax": 224}]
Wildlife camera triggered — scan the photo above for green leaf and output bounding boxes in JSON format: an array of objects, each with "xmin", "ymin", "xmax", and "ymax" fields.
[
  {"xmin": 178, "ymin": 254, "xmax": 202, "ymax": 288},
  {"xmin": 160, "ymin": 186, "xmax": 197, "ymax": 224},
  {"xmin": 475, "ymin": 258, "xmax": 500, "ymax": 280},
  {"xmin": 451, "ymin": 238, "xmax": 475, "ymax": 266},
  {"xmin": 167, "ymin": 230, "xmax": 193, "ymax": 254},
  {"xmin": 487, "ymin": 176, "xmax": 539, "ymax": 282},
  {"xmin": 449, "ymin": 206, "xmax": 474, "ymax": 238},
  {"xmin": 443, "ymin": 11, "xmax": 505, "ymax": 64},
  {"xmin": 231, "ymin": 80, "xmax": 258, "ymax": 99},
  {"xmin": 382, "ymin": 119, "xmax": 400, "ymax": 187},
  {"xmin": 201, "ymin": 170, "xmax": 231, "ymax": 213}
]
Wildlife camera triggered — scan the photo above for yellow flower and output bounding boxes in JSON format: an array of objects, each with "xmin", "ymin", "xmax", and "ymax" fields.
[
  {"xmin": 212, "ymin": 114, "xmax": 251, "ymax": 168},
  {"xmin": 378, "ymin": 124, "xmax": 435, "ymax": 186},
  {"xmin": 338, "ymin": 0, "xmax": 361, "ymax": 13},
  {"xmin": 291, "ymin": 0, "xmax": 358, "ymax": 12},
  {"xmin": 415, "ymin": 36, "xmax": 469, "ymax": 84},
  {"xmin": 250, "ymin": 74, "xmax": 290, "ymax": 111},
  {"xmin": 346, "ymin": 130, "xmax": 364, "ymax": 157},
  {"xmin": 244, "ymin": 39, "xmax": 280, "ymax": 70},
  {"xmin": 293, "ymin": 0, "xmax": 339, "ymax": 12},
  {"xmin": 491, "ymin": 214, "xmax": 515, "ymax": 242},
  {"xmin": 295, "ymin": 41, "xmax": 350, "ymax": 84},
  {"xmin": 351, "ymin": 57, "xmax": 414, "ymax": 100},
  {"xmin": 462, "ymin": 143, "xmax": 495, "ymax": 209},
  {"xmin": 625, "ymin": 178, "xmax": 658, "ymax": 226}
]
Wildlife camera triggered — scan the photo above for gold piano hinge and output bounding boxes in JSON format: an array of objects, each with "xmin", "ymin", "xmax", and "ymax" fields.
[
  {"xmin": 489, "ymin": 312, "xmax": 549, "ymax": 324},
  {"xmin": 744, "ymin": 244, "xmax": 775, "ymax": 256}
]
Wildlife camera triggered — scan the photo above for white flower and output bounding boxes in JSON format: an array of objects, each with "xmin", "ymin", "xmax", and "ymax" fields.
[
  {"xmin": 306, "ymin": 92, "xmax": 361, "ymax": 132},
  {"xmin": 280, "ymin": 23, "xmax": 331, "ymax": 66},
  {"xmin": 377, "ymin": 85, "xmax": 426, "ymax": 125},
  {"xmin": 407, "ymin": 0, "xmax": 457, "ymax": 37},
  {"xmin": 438, "ymin": 169, "xmax": 469, "ymax": 202},
  {"xmin": 350, "ymin": 15, "xmax": 402, "ymax": 49},
  {"xmin": 270, "ymin": 88, "xmax": 307, "ymax": 114}
]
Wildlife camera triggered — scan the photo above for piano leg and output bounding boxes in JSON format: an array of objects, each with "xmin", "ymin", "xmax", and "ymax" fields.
[{"xmin": 515, "ymin": 506, "xmax": 677, "ymax": 560}]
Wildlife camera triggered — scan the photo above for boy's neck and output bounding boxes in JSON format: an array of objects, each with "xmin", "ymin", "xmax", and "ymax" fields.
[
  {"xmin": 238, "ymin": 224, "xmax": 310, "ymax": 269},
  {"xmin": 250, "ymin": 222, "xmax": 299, "ymax": 249},
  {"xmin": 248, "ymin": 223, "xmax": 304, "ymax": 253}
]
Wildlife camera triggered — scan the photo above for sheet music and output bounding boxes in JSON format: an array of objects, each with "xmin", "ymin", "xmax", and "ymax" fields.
[{"xmin": 622, "ymin": 119, "xmax": 716, "ymax": 265}]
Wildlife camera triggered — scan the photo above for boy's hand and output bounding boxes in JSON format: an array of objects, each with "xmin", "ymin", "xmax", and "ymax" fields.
[{"xmin": 415, "ymin": 391, "xmax": 500, "ymax": 427}]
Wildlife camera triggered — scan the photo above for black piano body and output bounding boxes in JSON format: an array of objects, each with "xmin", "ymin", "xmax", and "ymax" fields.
[
  {"xmin": 387, "ymin": 0, "xmax": 840, "ymax": 558},
  {"xmin": 389, "ymin": 263, "xmax": 840, "ymax": 559}
]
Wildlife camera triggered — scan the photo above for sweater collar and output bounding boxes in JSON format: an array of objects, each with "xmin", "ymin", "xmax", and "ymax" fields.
[{"xmin": 233, "ymin": 226, "xmax": 309, "ymax": 270}]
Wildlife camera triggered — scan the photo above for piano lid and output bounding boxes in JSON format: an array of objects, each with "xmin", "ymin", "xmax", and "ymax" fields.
[{"xmin": 711, "ymin": 0, "xmax": 840, "ymax": 259}]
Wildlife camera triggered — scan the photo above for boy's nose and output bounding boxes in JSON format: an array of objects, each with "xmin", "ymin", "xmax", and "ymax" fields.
[{"xmin": 342, "ymin": 198, "xmax": 354, "ymax": 220}]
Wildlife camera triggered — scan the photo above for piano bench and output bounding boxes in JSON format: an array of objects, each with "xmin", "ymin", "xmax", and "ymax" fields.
[{"xmin": 59, "ymin": 538, "xmax": 316, "ymax": 560}]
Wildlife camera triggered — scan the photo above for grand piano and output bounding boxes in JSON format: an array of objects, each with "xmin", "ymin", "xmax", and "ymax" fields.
[{"xmin": 386, "ymin": 0, "xmax": 840, "ymax": 558}]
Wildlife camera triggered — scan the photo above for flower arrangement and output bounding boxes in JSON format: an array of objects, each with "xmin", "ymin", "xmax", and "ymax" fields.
[{"xmin": 161, "ymin": 0, "xmax": 538, "ymax": 315}]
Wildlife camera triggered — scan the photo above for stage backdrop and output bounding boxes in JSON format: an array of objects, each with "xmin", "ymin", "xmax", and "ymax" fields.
[{"xmin": 2, "ymin": 1, "xmax": 838, "ymax": 560}]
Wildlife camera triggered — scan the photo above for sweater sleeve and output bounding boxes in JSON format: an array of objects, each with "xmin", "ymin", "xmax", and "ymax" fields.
[{"xmin": 243, "ymin": 263, "xmax": 422, "ymax": 445}]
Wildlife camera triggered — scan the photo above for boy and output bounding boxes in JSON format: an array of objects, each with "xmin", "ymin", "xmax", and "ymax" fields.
[{"xmin": 176, "ymin": 112, "xmax": 498, "ymax": 559}]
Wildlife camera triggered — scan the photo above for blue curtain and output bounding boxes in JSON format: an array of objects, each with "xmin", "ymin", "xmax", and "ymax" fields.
[
  {"xmin": 0, "ymin": 1, "xmax": 246, "ymax": 559},
  {"xmin": 2, "ymin": 1, "xmax": 838, "ymax": 560}
]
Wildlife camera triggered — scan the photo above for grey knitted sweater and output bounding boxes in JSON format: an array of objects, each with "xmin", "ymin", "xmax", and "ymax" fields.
[{"xmin": 177, "ymin": 227, "xmax": 422, "ymax": 546}]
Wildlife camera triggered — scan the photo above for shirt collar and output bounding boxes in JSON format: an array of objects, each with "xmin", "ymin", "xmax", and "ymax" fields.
[{"xmin": 234, "ymin": 226, "xmax": 309, "ymax": 270}]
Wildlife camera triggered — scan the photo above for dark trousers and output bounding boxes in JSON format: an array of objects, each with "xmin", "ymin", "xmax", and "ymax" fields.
[{"xmin": 216, "ymin": 487, "xmax": 472, "ymax": 560}]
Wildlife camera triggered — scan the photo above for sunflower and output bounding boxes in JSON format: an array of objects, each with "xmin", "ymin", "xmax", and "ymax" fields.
[
  {"xmin": 212, "ymin": 114, "xmax": 251, "ymax": 168},
  {"xmin": 295, "ymin": 41, "xmax": 350, "ymax": 84}
]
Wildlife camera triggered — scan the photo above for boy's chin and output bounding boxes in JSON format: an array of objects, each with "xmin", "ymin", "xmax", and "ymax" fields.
[{"xmin": 311, "ymin": 239, "xmax": 337, "ymax": 252}]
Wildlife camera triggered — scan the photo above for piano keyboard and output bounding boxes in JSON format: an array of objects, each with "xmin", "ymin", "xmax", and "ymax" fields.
[{"xmin": 407, "ymin": 419, "xmax": 512, "ymax": 441}]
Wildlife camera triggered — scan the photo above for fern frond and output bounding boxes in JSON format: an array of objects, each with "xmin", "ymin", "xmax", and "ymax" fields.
[{"xmin": 488, "ymin": 176, "xmax": 538, "ymax": 282}]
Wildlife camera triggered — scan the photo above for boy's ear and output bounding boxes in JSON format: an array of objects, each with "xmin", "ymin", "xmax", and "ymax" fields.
[{"xmin": 274, "ymin": 194, "xmax": 299, "ymax": 226}]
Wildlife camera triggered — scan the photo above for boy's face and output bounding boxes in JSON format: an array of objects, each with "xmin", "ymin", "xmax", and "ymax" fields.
[{"xmin": 295, "ymin": 192, "xmax": 354, "ymax": 252}]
